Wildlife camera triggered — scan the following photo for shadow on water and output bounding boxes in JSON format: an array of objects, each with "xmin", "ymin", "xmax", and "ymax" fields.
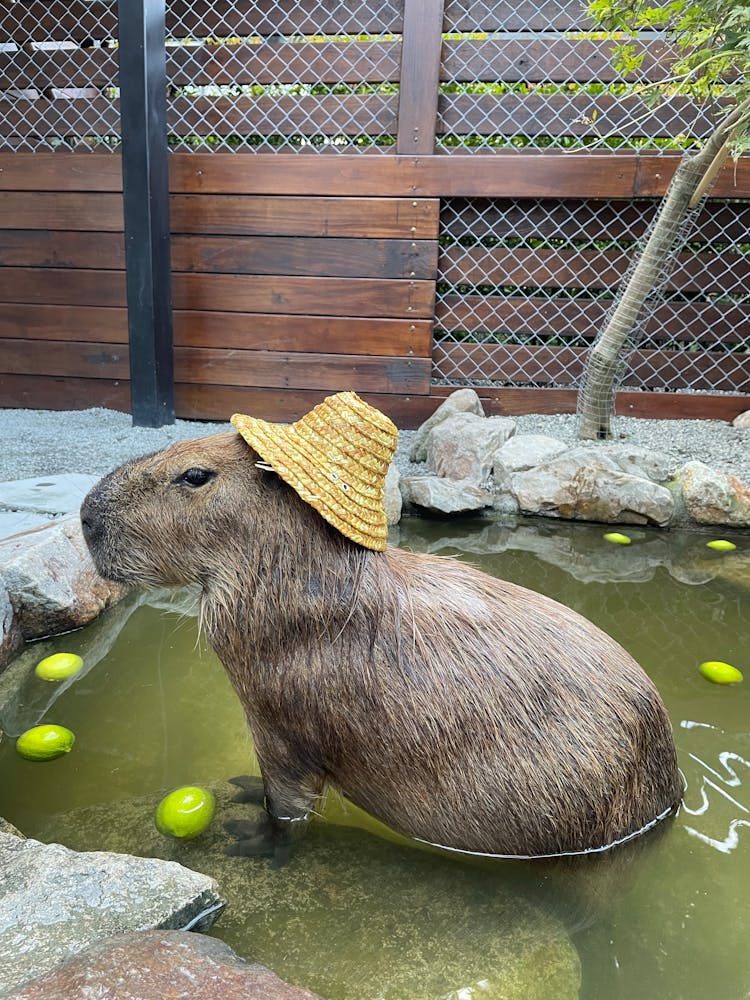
[{"xmin": 0, "ymin": 516, "xmax": 748, "ymax": 998}]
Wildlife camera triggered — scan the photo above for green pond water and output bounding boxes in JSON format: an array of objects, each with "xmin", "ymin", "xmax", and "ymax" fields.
[{"xmin": 1, "ymin": 517, "xmax": 749, "ymax": 999}]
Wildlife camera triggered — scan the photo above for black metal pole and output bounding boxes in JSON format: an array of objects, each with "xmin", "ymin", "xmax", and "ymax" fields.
[{"xmin": 117, "ymin": 0, "xmax": 175, "ymax": 426}]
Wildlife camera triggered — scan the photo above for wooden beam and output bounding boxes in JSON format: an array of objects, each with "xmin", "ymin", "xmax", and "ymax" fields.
[{"xmin": 397, "ymin": 0, "xmax": 444, "ymax": 154}]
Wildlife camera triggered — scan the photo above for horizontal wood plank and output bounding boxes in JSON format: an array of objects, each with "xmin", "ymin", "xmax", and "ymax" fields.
[
  {"xmin": 0, "ymin": 267, "xmax": 434, "ymax": 316},
  {"xmin": 0, "ymin": 339, "xmax": 431, "ymax": 393},
  {"xmin": 4, "ymin": 373, "xmax": 745, "ymax": 425},
  {"xmin": 434, "ymin": 342, "xmax": 750, "ymax": 392},
  {"xmin": 441, "ymin": 37, "xmax": 673, "ymax": 84},
  {"xmin": 429, "ymin": 383, "xmax": 750, "ymax": 421},
  {"xmin": 443, "ymin": 0, "xmax": 594, "ymax": 31},
  {"xmin": 438, "ymin": 245, "xmax": 750, "ymax": 293},
  {"xmin": 438, "ymin": 93, "xmax": 723, "ymax": 139},
  {"xmin": 0, "ymin": 230, "xmax": 438, "ymax": 279},
  {"xmin": 0, "ymin": 303, "xmax": 432, "ymax": 355},
  {"xmin": 436, "ymin": 296, "xmax": 750, "ymax": 346},
  {"xmin": 2, "ymin": 153, "xmax": 750, "ymax": 199},
  {"xmin": 0, "ymin": 192, "xmax": 438, "ymax": 239}
]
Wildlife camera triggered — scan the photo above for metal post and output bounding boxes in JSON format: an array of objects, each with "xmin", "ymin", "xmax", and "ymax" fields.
[{"xmin": 117, "ymin": 0, "xmax": 175, "ymax": 426}]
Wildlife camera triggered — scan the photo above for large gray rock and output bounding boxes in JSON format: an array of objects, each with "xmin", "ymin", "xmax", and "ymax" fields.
[
  {"xmin": 732, "ymin": 410, "xmax": 750, "ymax": 429},
  {"xmin": 384, "ymin": 463, "xmax": 402, "ymax": 526},
  {"xmin": 0, "ymin": 833, "xmax": 224, "ymax": 995},
  {"xmin": 0, "ymin": 588, "xmax": 22, "ymax": 672},
  {"xmin": 678, "ymin": 461, "xmax": 750, "ymax": 527},
  {"xmin": 0, "ymin": 475, "xmax": 97, "ymax": 518},
  {"xmin": 564, "ymin": 443, "xmax": 678, "ymax": 483},
  {"xmin": 512, "ymin": 456, "xmax": 674, "ymax": 526},
  {"xmin": 400, "ymin": 475, "xmax": 493, "ymax": 514},
  {"xmin": 425, "ymin": 413, "xmax": 516, "ymax": 483},
  {"xmin": 38, "ymin": 786, "xmax": 582, "ymax": 1000},
  {"xmin": 2, "ymin": 931, "xmax": 321, "ymax": 1000},
  {"xmin": 409, "ymin": 389, "xmax": 485, "ymax": 463},
  {"xmin": 492, "ymin": 434, "xmax": 567, "ymax": 475},
  {"xmin": 0, "ymin": 516, "xmax": 128, "ymax": 641}
]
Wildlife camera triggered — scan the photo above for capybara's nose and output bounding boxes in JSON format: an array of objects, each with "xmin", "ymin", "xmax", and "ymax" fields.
[{"xmin": 80, "ymin": 494, "xmax": 103, "ymax": 543}]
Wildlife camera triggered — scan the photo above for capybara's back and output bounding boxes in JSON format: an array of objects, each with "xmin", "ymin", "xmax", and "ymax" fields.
[{"xmin": 81, "ymin": 426, "xmax": 682, "ymax": 858}]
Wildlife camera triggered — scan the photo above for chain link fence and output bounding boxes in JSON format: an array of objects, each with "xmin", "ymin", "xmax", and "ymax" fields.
[
  {"xmin": 0, "ymin": 0, "xmax": 119, "ymax": 151},
  {"xmin": 164, "ymin": 0, "xmax": 403, "ymax": 152},
  {"xmin": 433, "ymin": 194, "xmax": 750, "ymax": 394}
]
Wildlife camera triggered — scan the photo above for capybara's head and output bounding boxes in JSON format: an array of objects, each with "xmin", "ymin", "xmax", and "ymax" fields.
[{"xmin": 81, "ymin": 432, "xmax": 260, "ymax": 587}]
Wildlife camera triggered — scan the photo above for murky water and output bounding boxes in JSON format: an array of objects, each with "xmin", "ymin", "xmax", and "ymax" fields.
[{"xmin": 1, "ymin": 517, "xmax": 748, "ymax": 999}]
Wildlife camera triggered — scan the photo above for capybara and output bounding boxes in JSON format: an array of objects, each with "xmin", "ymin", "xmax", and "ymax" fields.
[{"xmin": 81, "ymin": 421, "xmax": 682, "ymax": 860}]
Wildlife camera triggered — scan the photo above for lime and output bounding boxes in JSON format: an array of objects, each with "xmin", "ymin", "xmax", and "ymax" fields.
[
  {"xmin": 34, "ymin": 652, "xmax": 84, "ymax": 682},
  {"xmin": 699, "ymin": 660, "xmax": 744, "ymax": 685},
  {"xmin": 155, "ymin": 786, "xmax": 216, "ymax": 840},
  {"xmin": 603, "ymin": 532, "xmax": 632, "ymax": 545},
  {"xmin": 706, "ymin": 539, "xmax": 737, "ymax": 552},
  {"xmin": 16, "ymin": 724, "xmax": 76, "ymax": 761}
]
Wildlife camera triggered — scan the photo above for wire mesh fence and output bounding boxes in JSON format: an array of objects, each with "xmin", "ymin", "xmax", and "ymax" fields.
[
  {"xmin": 433, "ymin": 195, "xmax": 750, "ymax": 394},
  {"xmin": 163, "ymin": 0, "xmax": 403, "ymax": 152},
  {"xmin": 0, "ymin": 0, "xmax": 119, "ymax": 151}
]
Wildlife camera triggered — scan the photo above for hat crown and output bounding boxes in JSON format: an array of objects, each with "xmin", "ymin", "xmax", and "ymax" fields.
[{"xmin": 231, "ymin": 392, "xmax": 397, "ymax": 551}]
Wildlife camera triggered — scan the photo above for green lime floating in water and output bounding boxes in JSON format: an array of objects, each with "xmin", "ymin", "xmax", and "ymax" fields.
[
  {"xmin": 603, "ymin": 532, "xmax": 632, "ymax": 545},
  {"xmin": 34, "ymin": 652, "xmax": 84, "ymax": 682},
  {"xmin": 706, "ymin": 539, "xmax": 737, "ymax": 552},
  {"xmin": 16, "ymin": 724, "xmax": 76, "ymax": 761},
  {"xmin": 155, "ymin": 786, "xmax": 216, "ymax": 840},
  {"xmin": 699, "ymin": 660, "xmax": 744, "ymax": 685}
]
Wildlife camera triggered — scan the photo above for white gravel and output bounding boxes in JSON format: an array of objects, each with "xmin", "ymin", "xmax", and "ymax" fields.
[{"xmin": 0, "ymin": 406, "xmax": 748, "ymax": 485}]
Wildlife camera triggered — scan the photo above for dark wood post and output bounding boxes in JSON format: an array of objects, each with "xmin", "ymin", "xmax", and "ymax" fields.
[
  {"xmin": 397, "ymin": 0, "xmax": 445, "ymax": 154},
  {"xmin": 117, "ymin": 0, "xmax": 175, "ymax": 426}
]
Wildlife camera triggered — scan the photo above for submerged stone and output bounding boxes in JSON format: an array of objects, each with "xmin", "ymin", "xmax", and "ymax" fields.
[
  {"xmin": 38, "ymin": 784, "xmax": 582, "ymax": 1000},
  {"xmin": 0, "ymin": 832, "xmax": 224, "ymax": 995},
  {"xmin": 2, "ymin": 930, "xmax": 321, "ymax": 1000}
]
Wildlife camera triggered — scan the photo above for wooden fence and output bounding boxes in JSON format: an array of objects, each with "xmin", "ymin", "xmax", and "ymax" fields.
[{"xmin": 1, "ymin": 0, "xmax": 748, "ymax": 427}]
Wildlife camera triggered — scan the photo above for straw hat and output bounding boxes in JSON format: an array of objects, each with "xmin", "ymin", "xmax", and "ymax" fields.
[{"xmin": 231, "ymin": 392, "xmax": 398, "ymax": 552}]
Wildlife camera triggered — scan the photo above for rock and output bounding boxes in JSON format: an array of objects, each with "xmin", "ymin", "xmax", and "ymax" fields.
[
  {"xmin": 384, "ymin": 463, "xmax": 402, "ymax": 526},
  {"xmin": 511, "ymin": 457, "xmax": 674, "ymax": 526},
  {"xmin": 38, "ymin": 785, "xmax": 582, "ymax": 1000},
  {"xmin": 0, "ymin": 588, "xmax": 22, "ymax": 673},
  {"xmin": 732, "ymin": 410, "xmax": 750, "ymax": 429},
  {"xmin": 0, "ymin": 475, "xmax": 97, "ymax": 517},
  {"xmin": 2, "ymin": 930, "xmax": 321, "ymax": 1000},
  {"xmin": 0, "ymin": 516, "xmax": 128, "ymax": 641},
  {"xmin": 491, "ymin": 490, "xmax": 520, "ymax": 515},
  {"xmin": 400, "ymin": 475, "xmax": 493, "ymax": 514},
  {"xmin": 425, "ymin": 414, "xmax": 516, "ymax": 483},
  {"xmin": 564, "ymin": 443, "xmax": 678, "ymax": 483},
  {"xmin": 0, "ymin": 832, "xmax": 224, "ymax": 995},
  {"xmin": 409, "ymin": 389, "xmax": 485, "ymax": 463},
  {"xmin": 0, "ymin": 512, "xmax": 53, "ymax": 543},
  {"xmin": 678, "ymin": 461, "xmax": 750, "ymax": 527},
  {"xmin": 0, "ymin": 818, "xmax": 24, "ymax": 839},
  {"xmin": 492, "ymin": 434, "xmax": 567, "ymax": 475}
]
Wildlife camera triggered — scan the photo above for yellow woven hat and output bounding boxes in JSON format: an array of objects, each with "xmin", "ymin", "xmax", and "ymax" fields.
[{"xmin": 231, "ymin": 392, "xmax": 398, "ymax": 552}]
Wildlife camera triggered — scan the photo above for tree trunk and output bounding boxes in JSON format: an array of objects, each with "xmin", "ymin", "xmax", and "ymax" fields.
[{"xmin": 577, "ymin": 99, "xmax": 750, "ymax": 440}]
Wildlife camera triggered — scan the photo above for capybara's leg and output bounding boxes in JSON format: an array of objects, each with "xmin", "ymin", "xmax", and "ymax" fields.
[{"xmin": 224, "ymin": 738, "xmax": 324, "ymax": 866}]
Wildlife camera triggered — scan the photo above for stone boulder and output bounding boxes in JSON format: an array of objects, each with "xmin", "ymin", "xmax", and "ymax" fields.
[
  {"xmin": 678, "ymin": 461, "xmax": 750, "ymax": 527},
  {"xmin": 2, "ymin": 931, "xmax": 321, "ymax": 1000},
  {"xmin": 0, "ymin": 588, "xmax": 22, "ymax": 671},
  {"xmin": 492, "ymin": 434, "xmax": 567, "ymax": 475},
  {"xmin": 0, "ymin": 833, "xmax": 224, "ymax": 994},
  {"xmin": 400, "ymin": 475, "xmax": 493, "ymax": 514},
  {"xmin": 563, "ymin": 443, "xmax": 677, "ymax": 483},
  {"xmin": 511, "ymin": 456, "xmax": 674, "ymax": 526},
  {"xmin": 409, "ymin": 389, "xmax": 485, "ymax": 463},
  {"xmin": 732, "ymin": 410, "xmax": 750, "ymax": 429},
  {"xmin": 384, "ymin": 463, "xmax": 402, "ymax": 526},
  {"xmin": 0, "ymin": 516, "xmax": 128, "ymax": 642},
  {"xmin": 425, "ymin": 414, "xmax": 516, "ymax": 483}
]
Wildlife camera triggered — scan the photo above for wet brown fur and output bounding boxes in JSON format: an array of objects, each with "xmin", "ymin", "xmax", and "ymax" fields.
[{"xmin": 81, "ymin": 431, "xmax": 682, "ymax": 856}]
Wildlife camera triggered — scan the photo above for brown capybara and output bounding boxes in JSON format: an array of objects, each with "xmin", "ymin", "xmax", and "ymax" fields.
[{"xmin": 81, "ymin": 431, "xmax": 682, "ymax": 860}]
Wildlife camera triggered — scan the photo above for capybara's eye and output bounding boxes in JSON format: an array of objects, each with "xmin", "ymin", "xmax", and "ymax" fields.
[{"xmin": 176, "ymin": 468, "xmax": 215, "ymax": 488}]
